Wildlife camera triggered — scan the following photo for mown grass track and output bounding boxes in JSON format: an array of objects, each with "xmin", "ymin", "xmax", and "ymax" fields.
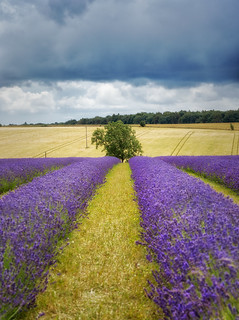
[
  {"xmin": 231, "ymin": 132, "xmax": 239, "ymax": 155},
  {"xmin": 32, "ymin": 136, "xmax": 86, "ymax": 158},
  {"xmin": 170, "ymin": 131, "xmax": 194, "ymax": 156},
  {"xmin": 19, "ymin": 163, "xmax": 159, "ymax": 320}
]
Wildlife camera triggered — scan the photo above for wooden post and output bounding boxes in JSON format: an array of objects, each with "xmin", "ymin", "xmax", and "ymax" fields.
[{"xmin": 86, "ymin": 126, "xmax": 88, "ymax": 148}]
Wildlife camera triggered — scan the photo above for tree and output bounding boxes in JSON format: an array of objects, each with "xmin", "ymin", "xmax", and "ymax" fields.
[
  {"xmin": 65, "ymin": 119, "xmax": 77, "ymax": 125},
  {"xmin": 91, "ymin": 121, "xmax": 143, "ymax": 162},
  {"xmin": 140, "ymin": 120, "xmax": 146, "ymax": 127}
]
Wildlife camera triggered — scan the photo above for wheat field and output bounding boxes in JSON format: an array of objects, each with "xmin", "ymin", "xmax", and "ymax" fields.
[{"xmin": 0, "ymin": 123, "xmax": 238, "ymax": 158}]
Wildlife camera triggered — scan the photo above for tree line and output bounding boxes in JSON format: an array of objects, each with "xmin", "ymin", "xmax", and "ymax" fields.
[
  {"xmin": 2, "ymin": 109, "xmax": 239, "ymax": 127},
  {"xmin": 74, "ymin": 109, "xmax": 239, "ymax": 125}
]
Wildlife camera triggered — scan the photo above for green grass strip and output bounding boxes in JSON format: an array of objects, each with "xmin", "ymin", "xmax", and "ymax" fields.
[{"xmin": 19, "ymin": 163, "xmax": 159, "ymax": 320}]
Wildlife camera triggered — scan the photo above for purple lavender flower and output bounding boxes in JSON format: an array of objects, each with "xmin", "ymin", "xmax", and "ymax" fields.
[
  {"xmin": 129, "ymin": 156, "xmax": 239, "ymax": 319},
  {"xmin": 160, "ymin": 155, "xmax": 239, "ymax": 194},
  {"xmin": 0, "ymin": 157, "xmax": 83, "ymax": 194},
  {"xmin": 0, "ymin": 156, "xmax": 120, "ymax": 318}
]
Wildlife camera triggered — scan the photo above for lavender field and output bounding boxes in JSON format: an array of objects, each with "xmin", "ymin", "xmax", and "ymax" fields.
[
  {"xmin": 0, "ymin": 157, "xmax": 83, "ymax": 194},
  {"xmin": 160, "ymin": 155, "xmax": 239, "ymax": 194},
  {"xmin": 129, "ymin": 156, "xmax": 239, "ymax": 319},
  {"xmin": 0, "ymin": 157, "xmax": 120, "ymax": 319},
  {"xmin": 0, "ymin": 155, "xmax": 239, "ymax": 319}
]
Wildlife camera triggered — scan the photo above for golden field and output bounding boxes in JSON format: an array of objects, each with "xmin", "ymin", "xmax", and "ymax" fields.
[
  {"xmin": 0, "ymin": 123, "xmax": 239, "ymax": 158},
  {"xmin": 143, "ymin": 122, "xmax": 239, "ymax": 131}
]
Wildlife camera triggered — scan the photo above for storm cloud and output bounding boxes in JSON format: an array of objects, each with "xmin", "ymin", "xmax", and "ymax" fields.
[
  {"xmin": 1, "ymin": 0, "xmax": 239, "ymax": 85},
  {"xmin": 0, "ymin": 0, "xmax": 239, "ymax": 124}
]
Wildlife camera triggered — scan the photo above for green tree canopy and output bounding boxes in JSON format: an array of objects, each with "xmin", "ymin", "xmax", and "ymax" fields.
[{"xmin": 91, "ymin": 121, "xmax": 143, "ymax": 162}]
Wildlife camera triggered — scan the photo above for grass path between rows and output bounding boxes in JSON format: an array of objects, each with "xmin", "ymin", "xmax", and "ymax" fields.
[{"xmin": 19, "ymin": 163, "xmax": 159, "ymax": 320}]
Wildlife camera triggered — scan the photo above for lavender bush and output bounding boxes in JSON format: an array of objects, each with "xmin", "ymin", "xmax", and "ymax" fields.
[
  {"xmin": 0, "ymin": 157, "xmax": 83, "ymax": 194},
  {"xmin": 160, "ymin": 155, "xmax": 239, "ymax": 194},
  {"xmin": 130, "ymin": 156, "xmax": 239, "ymax": 319},
  {"xmin": 0, "ymin": 156, "xmax": 120, "ymax": 319}
]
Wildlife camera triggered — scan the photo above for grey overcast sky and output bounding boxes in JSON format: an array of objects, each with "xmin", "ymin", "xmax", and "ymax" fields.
[{"xmin": 0, "ymin": 0, "xmax": 239, "ymax": 124}]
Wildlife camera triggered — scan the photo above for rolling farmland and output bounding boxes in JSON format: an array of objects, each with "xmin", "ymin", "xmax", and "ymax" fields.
[{"xmin": 0, "ymin": 123, "xmax": 239, "ymax": 158}]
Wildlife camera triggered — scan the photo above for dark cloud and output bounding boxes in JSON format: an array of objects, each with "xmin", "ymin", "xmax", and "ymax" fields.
[
  {"xmin": 0, "ymin": 0, "xmax": 239, "ymax": 87},
  {"xmin": 0, "ymin": 0, "xmax": 95, "ymax": 22},
  {"xmin": 36, "ymin": 0, "xmax": 95, "ymax": 23}
]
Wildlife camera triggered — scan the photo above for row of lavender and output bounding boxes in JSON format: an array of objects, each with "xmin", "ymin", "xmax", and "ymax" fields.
[
  {"xmin": 160, "ymin": 155, "xmax": 239, "ymax": 194},
  {"xmin": 0, "ymin": 157, "xmax": 84, "ymax": 194},
  {"xmin": 0, "ymin": 157, "xmax": 120, "ymax": 319},
  {"xmin": 130, "ymin": 157, "xmax": 239, "ymax": 319}
]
